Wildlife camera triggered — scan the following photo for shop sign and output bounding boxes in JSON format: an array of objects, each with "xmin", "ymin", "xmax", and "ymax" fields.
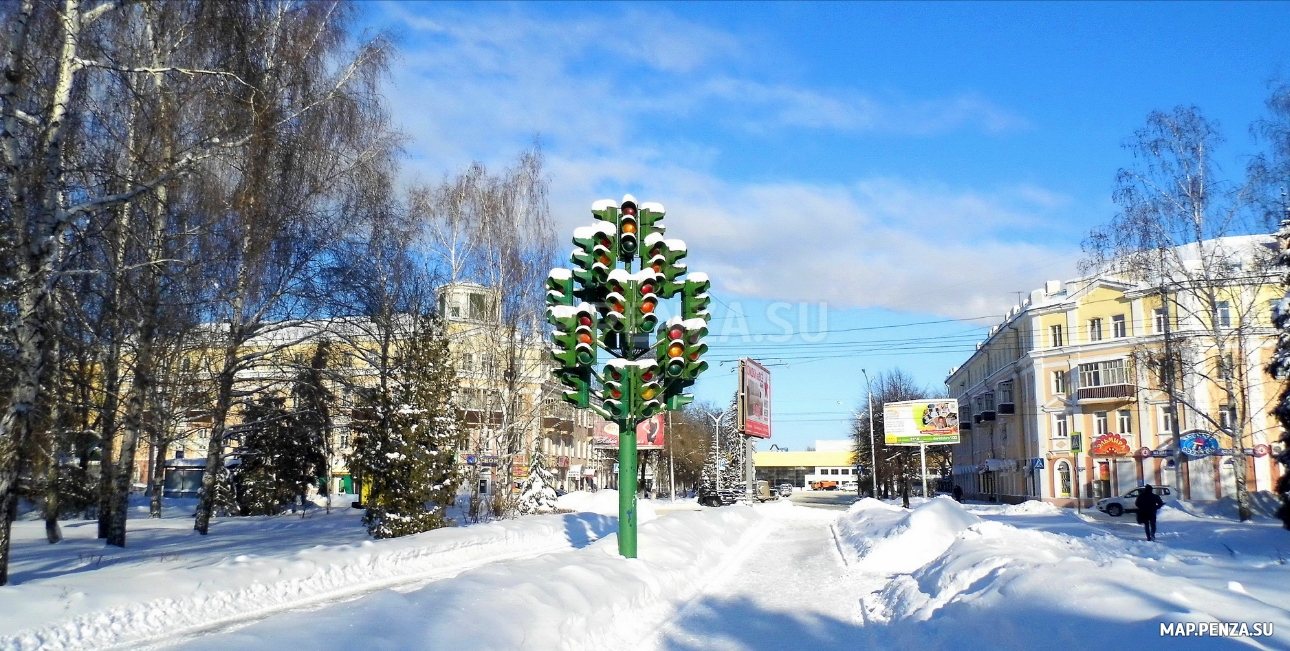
[
  {"xmin": 1179, "ymin": 430, "xmax": 1220, "ymax": 457},
  {"xmin": 1254, "ymin": 444, "xmax": 1271, "ymax": 458},
  {"xmin": 556, "ymin": 456, "xmax": 570, "ymax": 468},
  {"xmin": 1136, "ymin": 447, "xmax": 1173, "ymax": 459},
  {"xmin": 1089, "ymin": 433, "xmax": 1131, "ymax": 457}
]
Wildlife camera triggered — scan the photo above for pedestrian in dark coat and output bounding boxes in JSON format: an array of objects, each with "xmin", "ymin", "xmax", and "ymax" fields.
[
  {"xmin": 951, "ymin": 485, "xmax": 963, "ymax": 503},
  {"xmin": 1135, "ymin": 484, "xmax": 1165, "ymax": 541}
]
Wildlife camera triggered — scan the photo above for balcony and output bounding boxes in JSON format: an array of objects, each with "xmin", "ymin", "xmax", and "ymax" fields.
[
  {"xmin": 997, "ymin": 403, "xmax": 1015, "ymax": 415},
  {"xmin": 1076, "ymin": 384, "xmax": 1136, "ymax": 402},
  {"xmin": 981, "ymin": 411, "xmax": 996, "ymax": 421}
]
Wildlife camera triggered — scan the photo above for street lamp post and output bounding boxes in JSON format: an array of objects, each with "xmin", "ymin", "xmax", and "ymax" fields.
[
  {"xmin": 708, "ymin": 407, "xmax": 732, "ymax": 494},
  {"xmin": 862, "ymin": 369, "xmax": 878, "ymax": 498}
]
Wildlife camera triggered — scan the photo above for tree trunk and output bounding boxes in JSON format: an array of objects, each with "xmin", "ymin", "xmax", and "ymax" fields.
[
  {"xmin": 149, "ymin": 439, "xmax": 166, "ymax": 518},
  {"xmin": 44, "ymin": 458, "xmax": 61, "ymax": 544}
]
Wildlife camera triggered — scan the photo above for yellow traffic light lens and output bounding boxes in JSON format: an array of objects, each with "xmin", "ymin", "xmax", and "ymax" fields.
[
  {"xmin": 622, "ymin": 222, "xmax": 636, "ymax": 234},
  {"xmin": 640, "ymin": 301, "xmax": 655, "ymax": 314},
  {"xmin": 613, "ymin": 303, "xmax": 625, "ymax": 313},
  {"xmin": 577, "ymin": 333, "xmax": 592, "ymax": 345},
  {"xmin": 642, "ymin": 387, "xmax": 656, "ymax": 400},
  {"xmin": 668, "ymin": 343, "xmax": 684, "ymax": 358},
  {"xmin": 652, "ymin": 263, "xmax": 662, "ymax": 272}
]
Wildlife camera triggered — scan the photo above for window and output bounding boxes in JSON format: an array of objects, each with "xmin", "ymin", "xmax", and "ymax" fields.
[
  {"xmin": 463, "ymin": 353, "xmax": 476, "ymax": 371},
  {"xmin": 1154, "ymin": 308, "xmax": 1168, "ymax": 333},
  {"xmin": 468, "ymin": 293, "xmax": 488, "ymax": 320},
  {"xmin": 1160, "ymin": 406, "xmax": 1178, "ymax": 434},
  {"xmin": 830, "ymin": 468, "xmax": 840, "ymax": 475},
  {"xmin": 339, "ymin": 428, "xmax": 351, "ymax": 448},
  {"xmin": 1112, "ymin": 314, "xmax": 1127, "ymax": 338},
  {"xmin": 1057, "ymin": 461, "xmax": 1072, "ymax": 497},
  {"xmin": 1215, "ymin": 301, "xmax": 1231, "ymax": 328},
  {"xmin": 1219, "ymin": 405, "xmax": 1236, "ymax": 431},
  {"xmin": 1219, "ymin": 353, "xmax": 1235, "ymax": 381},
  {"xmin": 1088, "ymin": 318, "xmax": 1103, "ymax": 342},
  {"xmin": 1053, "ymin": 370, "xmax": 1068, "ymax": 395},
  {"xmin": 998, "ymin": 381, "xmax": 1014, "ymax": 404},
  {"xmin": 175, "ymin": 448, "xmax": 185, "ymax": 459},
  {"xmin": 1050, "ymin": 324, "xmax": 1064, "ymax": 348},
  {"xmin": 1053, "ymin": 414, "xmax": 1069, "ymax": 438},
  {"xmin": 1079, "ymin": 359, "xmax": 1127, "ymax": 387},
  {"xmin": 1094, "ymin": 411, "xmax": 1109, "ymax": 435},
  {"xmin": 841, "ymin": 468, "xmax": 850, "ymax": 475},
  {"xmin": 1117, "ymin": 409, "xmax": 1132, "ymax": 434}
]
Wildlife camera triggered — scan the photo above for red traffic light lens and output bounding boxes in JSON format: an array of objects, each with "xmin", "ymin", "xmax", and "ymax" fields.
[
  {"xmin": 641, "ymin": 284, "xmax": 654, "ymax": 294},
  {"xmin": 579, "ymin": 316, "xmax": 592, "ymax": 326},
  {"xmin": 669, "ymin": 327, "xmax": 684, "ymax": 340},
  {"xmin": 622, "ymin": 204, "xmax": 636, "ymax": 216},
  {"xmin": 642, "ymin": 371, "xmax": 653, "ymax": 381}
]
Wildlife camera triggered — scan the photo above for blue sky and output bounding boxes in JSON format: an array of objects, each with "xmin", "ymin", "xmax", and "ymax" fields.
[{"xmin": 358, "ymin": 1, "xmax": 1290, "ymax": 450}]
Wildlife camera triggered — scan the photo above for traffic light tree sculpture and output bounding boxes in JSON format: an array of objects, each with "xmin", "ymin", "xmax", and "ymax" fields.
[{"xmin": 547, "ymin": 195, "xmax": 710, "ymax": 558}]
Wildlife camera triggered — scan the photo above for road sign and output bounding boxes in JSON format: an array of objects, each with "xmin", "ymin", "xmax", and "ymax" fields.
[{"xmin": 1070, "ymin": 432, "xmax": 1082, "ymax": 452}]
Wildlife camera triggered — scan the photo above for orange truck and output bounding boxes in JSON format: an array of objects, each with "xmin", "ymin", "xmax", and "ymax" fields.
[{"xmin": 810, "ymin": 480, "xmax": 839, "ymax": 491}]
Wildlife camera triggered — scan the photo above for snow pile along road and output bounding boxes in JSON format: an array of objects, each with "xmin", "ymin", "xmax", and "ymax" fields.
[
  {"xmin": 0, "ymin": 512, "xmax": 615, "ymax": 651},
  {"xmin": 836, "ymin": 497, "xmax": 980, "ymax": 574},
  {"xmin": 171, "ymin": 505, "xmax": 769, "ymax": 651},
  {"xmin": 842, "ymin": 497, "xmax": 1290, "ymax": 649}
]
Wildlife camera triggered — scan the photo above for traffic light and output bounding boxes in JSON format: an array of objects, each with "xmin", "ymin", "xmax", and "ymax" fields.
[
  {"xmin": 681, "ymin": 317, "xmax": 709, "ymax": 380},
  {"xmin": 637, "ymin": 270, "xmax": 660, "ymax": 334},
  {"xmin": 618, "ymin": 195, "xmax": 639, "ymax": 262},
  {"xmin": 602, "ymin": 361, "xmax": 631, "ymax": 419},
  {"xmin": 571, "ymin": 223, "xmax": 615, "ymax": 296},
  {"xmin": 546, "ymin": 268, "xmax": 574, "ymax": 308},
  {"xmin": 639, "ymin": 361, "xmax": 663, "ymax": 416},
  {"xmin": 658, "ymin": 318, "xmax": 688, "ymax": 378},
  {"xmin": 556, "ymin": 367, "xmax": 591, "ymax": 408},
  {"xmin": 639, "ymin": 201, "xmax": 666, "ymax": 241},
  {"xmin": 604, "ymin": 274, "xmax": 628, "ymax": 333},
  {"xmin": 572, "ymin": 303, "xmax": 597, "ymax": 366},
  {"xmin": 644, "ymin": 234, "xmax": 687, "ymax": 298},
  {"xmin": 681, "ymin": 273, "xmax": 711, "ymax": 321},
  {"xmin": 547, "ymin": 305, "xmax": 582, "ymax": 369}
]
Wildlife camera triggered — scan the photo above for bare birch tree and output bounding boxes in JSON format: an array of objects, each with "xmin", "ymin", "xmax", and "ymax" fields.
[{"xmin": 1084, "ymin": 106, "xmax": 1270, "ymax": 522}]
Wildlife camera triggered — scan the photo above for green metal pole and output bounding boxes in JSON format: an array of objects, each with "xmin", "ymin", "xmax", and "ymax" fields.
[{"xmin": 618, "ymin": 416, "xmax": 638, "ymax": 558}]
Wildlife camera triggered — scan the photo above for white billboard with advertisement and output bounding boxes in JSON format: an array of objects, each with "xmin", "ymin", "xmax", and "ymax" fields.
[
  {"xmin": 883, "ymin": 399, "xmax": 960, "ymax": 446},
  {"xmin": 591, "ymin": 413, "xmax": 666, "ymax": 449},
  {"xmin": 738, "ymin": 358, "xmax": 772, "ymax": 439}
]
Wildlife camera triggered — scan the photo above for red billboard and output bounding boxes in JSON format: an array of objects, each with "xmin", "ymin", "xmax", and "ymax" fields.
[
  {"xmin": 739, "ymin": 358, "xmax": 772, "ymax": 439},
  {"xmin": 591, "ymin": 413, "xmax": 666, "ymax": 449}
]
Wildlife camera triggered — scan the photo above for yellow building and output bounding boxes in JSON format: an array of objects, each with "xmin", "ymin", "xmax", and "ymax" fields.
[
  {"xmin": 754, "ymin": 440, "xmax": 857, "ymax": 489},
  {"xmin": 948, "ymin": 235, "xmax": 1285, "ymax": 505}
]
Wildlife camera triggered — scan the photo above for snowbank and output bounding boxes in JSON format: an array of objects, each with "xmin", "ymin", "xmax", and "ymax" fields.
[
  {"xmin": 0, "ymin": 511, "xmax": 616, "ymax": 651},
  {"xmin": 1000, "ymin": 500, "xmax": 1061, "ymax": 516},
  {"xmin": 170, "ymin": 506, "xmax": 769, "ymax": 651},
  {"xmin": 854, "ymin": 501, "xmax": 1290, "ymax": 648},
  {"xmin": 556, "ymin": 489, "xmax": 658, "ymax": 523},
  {"xmin": 837, "ymin": 497, "xmax": 981, "ymax": 574}
]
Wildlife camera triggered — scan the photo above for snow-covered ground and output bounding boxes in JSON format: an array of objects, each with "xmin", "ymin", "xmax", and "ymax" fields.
[{"xmin": 5, "ymin": 492, "xmax": 1290, "ymax": 650}]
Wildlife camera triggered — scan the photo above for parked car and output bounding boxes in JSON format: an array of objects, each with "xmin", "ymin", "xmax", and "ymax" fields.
[
  {"xmin": 1097, "ymin": 485, "xmax": 1175, "ymax": 517},
  {"xmin": 777, "ymin": 483, "xmax": 793, "ymax": 496}
]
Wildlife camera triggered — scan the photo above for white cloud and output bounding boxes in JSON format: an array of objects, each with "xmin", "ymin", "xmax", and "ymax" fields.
[{"xmin": 369, "ymin": 4, "xmax": 1073, "ymax": 319}]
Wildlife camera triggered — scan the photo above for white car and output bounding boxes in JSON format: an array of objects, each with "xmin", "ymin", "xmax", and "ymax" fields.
[{"xmin": 1096, "ymin": 486, "xmax": 1175, "ymax": 517}]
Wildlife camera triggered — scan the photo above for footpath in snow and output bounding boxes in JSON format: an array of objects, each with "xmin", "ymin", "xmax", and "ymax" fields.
[{"xmin": 7, "ymin": 491, "xmax": 1290, "ymax": 650}]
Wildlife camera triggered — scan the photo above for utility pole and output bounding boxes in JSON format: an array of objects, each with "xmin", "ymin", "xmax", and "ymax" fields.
[{"xmin": 862, "ymin": 369, "xmax": 878, "ymax": 498}]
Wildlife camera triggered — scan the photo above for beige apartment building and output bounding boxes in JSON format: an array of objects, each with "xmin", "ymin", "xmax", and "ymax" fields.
[{"xmin": 948, "ymin": 236, "xmax": 1286, "ymax": 505}]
